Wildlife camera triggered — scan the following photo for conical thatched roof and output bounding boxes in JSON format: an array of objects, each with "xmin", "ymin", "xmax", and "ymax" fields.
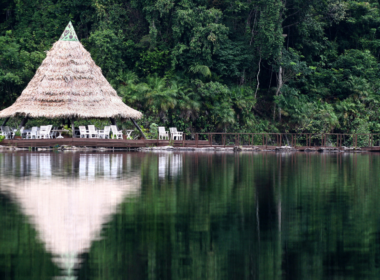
[{"xmin": 0, "ymin": 22, "xmax": 143, "ymax": 119}]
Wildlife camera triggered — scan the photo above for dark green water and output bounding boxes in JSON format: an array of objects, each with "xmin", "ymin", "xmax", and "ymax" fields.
[{"xmin": 0, "ymin": 151, "xmax": 379, "ymax": 280}]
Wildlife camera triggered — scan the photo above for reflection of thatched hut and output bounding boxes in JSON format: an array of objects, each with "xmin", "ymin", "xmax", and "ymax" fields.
[
  {"xmin": 0, "ymin": 153, "xmax": 141, "ymax": 278},
  {"xmin": 0, "ymin": 22, "xmax": 142, "ymax": 127}
]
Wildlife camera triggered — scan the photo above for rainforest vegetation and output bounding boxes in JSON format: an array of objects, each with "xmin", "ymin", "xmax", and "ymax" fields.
[{"xmin": 1, "ymin": 0, "xmax": 380, "ymax": 134}]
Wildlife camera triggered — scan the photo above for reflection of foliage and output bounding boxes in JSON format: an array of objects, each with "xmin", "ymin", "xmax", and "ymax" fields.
[
  {"xmin": 72, "ymin": 152, "xmax": 380, "ymax": 280},
  {"xmin": 0, "ymin": 194, "xmax": 59, "ymax": 279},
  {"xmin": 1, "ymin": 153, "xmax": 380, "ymax": 279}
]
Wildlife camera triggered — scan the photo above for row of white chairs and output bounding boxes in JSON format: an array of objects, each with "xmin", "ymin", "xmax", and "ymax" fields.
[
  {"xmin": 158, "ymin": 127, "xmax": 183, "ymax": 140},
  {"xmin": 0, "ymin": 126, "xmax": 56, "ymax": 139},
  {"xmin": 79, "ymin": 125, "xmax": 124, "ymax": 139},
  {"xmin": 28, "ymin": 125, "xmax": 57, "ymax": 139}
]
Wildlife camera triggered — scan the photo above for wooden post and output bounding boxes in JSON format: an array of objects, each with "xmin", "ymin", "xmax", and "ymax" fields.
[
  {"xmin": 182, "ymin": 133, "xmax": 185, "ymax": 147},
  {"xmin": 294, "ymin": 135, "xmax": 297, "ymax": 148},
  {"xmin": 266, "ymin": 134, "xmax": 268, "ymax": 149},
  {"xmin": 196, "ymin": 134, "xmax": 199, "ymax": 148},
  {"xmin": 19, "ymin": 115, "xmax": 29, "ymax": 129},
  {"xmin": 1, "ymin": 117, "xmax": 10, "ymax": 126},
  {"xmin": 71, "ymin": 119, "xmax": 75, "ymax": 138},
  {"xmin": 280, "ymin": 134, "xmax": 282, "ymax": 147},
  {"xmin": 130, "ymin": 118, "xmax": 147, "ymax": 140},
  {"xmin": 109, "ymin": 118, "xmax": 116, "ymax": 125}
]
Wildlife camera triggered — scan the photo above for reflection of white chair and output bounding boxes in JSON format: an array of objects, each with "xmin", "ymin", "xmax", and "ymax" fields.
[
  {"xmin": 110, "ymin": 125, "xmax": 123, "ymax": 139},
  {"xmin": 98, "ymin": 126, "xmax": 110, "ymax": 139},
  {"xmin": 169, "ymin": 127, "xmax": 183, "ymax": 140},
  {"xmin": 158, "ymin": 127, "xmax": 169, "ymax": 140},
  {"xmin": 88, "ymin": 125, "xmax": 99, "ymax": 138},
  {"xmin": 158, "ymin": 154, "xmax": 168, "ymax": 179}
]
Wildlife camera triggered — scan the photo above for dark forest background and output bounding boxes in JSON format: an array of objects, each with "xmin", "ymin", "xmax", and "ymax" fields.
[{"xmin": 1, "ymin": 0, "xmax": 380, "ymax": 134}]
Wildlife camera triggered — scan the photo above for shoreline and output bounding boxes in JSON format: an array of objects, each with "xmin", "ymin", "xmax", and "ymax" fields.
[{"xmin": 0, "ymin": 145, "xmax": 367, "ymax": 153}]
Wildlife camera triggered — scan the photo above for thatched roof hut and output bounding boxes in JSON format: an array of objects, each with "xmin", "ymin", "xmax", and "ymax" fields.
[{"xmin": 0, "ymin": 22, "xmax": 142, "ymax": 120}]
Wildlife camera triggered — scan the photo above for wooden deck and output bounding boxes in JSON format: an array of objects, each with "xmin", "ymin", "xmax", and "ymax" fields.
[
  {"xmin": 1, "ymin": 138, "xmax": 211, "ymax": 148},
  {"xmin": 2, "ymin": 138, "xmax": 380, "ymax": 151}
]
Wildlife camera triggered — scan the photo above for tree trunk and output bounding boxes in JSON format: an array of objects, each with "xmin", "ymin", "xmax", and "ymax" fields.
[
  {"xmin": 254, "ymin": 55, "xmax": 262, "ymax": 99},
  {"xmin": 276, "ymin": 65, "xmax": 283, "ymax": 122}
]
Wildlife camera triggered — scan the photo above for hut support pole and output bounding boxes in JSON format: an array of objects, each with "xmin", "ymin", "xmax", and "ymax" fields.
[
  {"xmin": 130, "ymin": 118, "xmax": 147, "ymax": 140},
  {"xmin": 1, "ymin": 117, "xmax": 10, "ymax": 126},
  {"xmin": 19, "ymin": 115, "xmax": 29, "ymax": 129},
  {"xmin": 110, "ymin": 118, "xmax": 116, "ymax": 125},
  {"xmin": 71, "ymin": 119, "xmax": 75, "ymax": 138}
]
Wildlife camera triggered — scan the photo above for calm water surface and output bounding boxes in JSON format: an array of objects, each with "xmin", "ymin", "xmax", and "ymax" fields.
[{"xmin": 0, "ymin": 151, "xmax": 379, "ymax": 280}]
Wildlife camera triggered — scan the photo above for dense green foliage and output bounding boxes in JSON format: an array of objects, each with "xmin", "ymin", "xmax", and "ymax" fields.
[{"xmin": 1, "ymin": 0, "xmax": 380, "ymax": 134}]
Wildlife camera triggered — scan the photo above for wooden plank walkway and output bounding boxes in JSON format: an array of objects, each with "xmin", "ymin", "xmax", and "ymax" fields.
[
  {"xmin": 1, "ymin": 138, "xmax": 211, "ymax": 148},
  {"xmin": 2, "ymin": 138, "xmax": 380, "ymax": 151}
]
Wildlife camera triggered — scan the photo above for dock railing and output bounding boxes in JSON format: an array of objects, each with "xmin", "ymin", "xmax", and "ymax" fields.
[{"xmin": 170, "ymin": 133, "xmax": 380, "ymax": 149}]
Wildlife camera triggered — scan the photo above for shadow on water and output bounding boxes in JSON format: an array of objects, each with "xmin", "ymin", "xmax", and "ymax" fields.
[{"xmin": 0, "ymin": 151, "xmax": 380, "ymax": 280}]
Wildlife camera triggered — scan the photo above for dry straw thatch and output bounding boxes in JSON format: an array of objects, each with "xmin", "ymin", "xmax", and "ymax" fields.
[{"xmin": 0, "ymin": 22, "xmax": 143, "ymax": 120}]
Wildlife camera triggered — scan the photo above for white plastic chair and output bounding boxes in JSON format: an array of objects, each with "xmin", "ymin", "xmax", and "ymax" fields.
[
  {"xmin": 19, "ymin": 127, "xmax": 28, "ymax": 139},
  {"xmin": 50, "ymin": 127, "xmax": 58, "ymax": 138},
  {"xmin": 0, "ymin": 126, "xmax": 12, "ymax": 139},
  {"xmin": 79, "ymin": 126, "xmax": 89, "ymax": 138},
  {"xmin": 88, "ymin": 125, "xmax": 99, "ymax": 138},
  {"xmin": 110, "ymin": 125, "xmax": 123, "ymax": 139},
  {"xmin": 169, "ymin": 127, "xmax": 183, "ymax": 140},
  {"xmin": 38, "ymin": 125, "xmax": 52, "ymax": 139},
  {"xmin": 158, "ymin": 127, "xmax": 169, "ymax": 140},
  {"xmin": 28, "ymin": 127, "xmax": 39, "ymax": 139},
  {"xmin": 37, "ymin": 126, "xmax": 47, "ymax": 139},
  {"xmin": 98, "ymin": 126, "xmax": 110, "ymax": 139}
]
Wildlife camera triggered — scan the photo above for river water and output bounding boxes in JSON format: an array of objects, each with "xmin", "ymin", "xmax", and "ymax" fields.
[{"xmin": 0, "ymin": 151, "xmax": 379, "ymax": 280}]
